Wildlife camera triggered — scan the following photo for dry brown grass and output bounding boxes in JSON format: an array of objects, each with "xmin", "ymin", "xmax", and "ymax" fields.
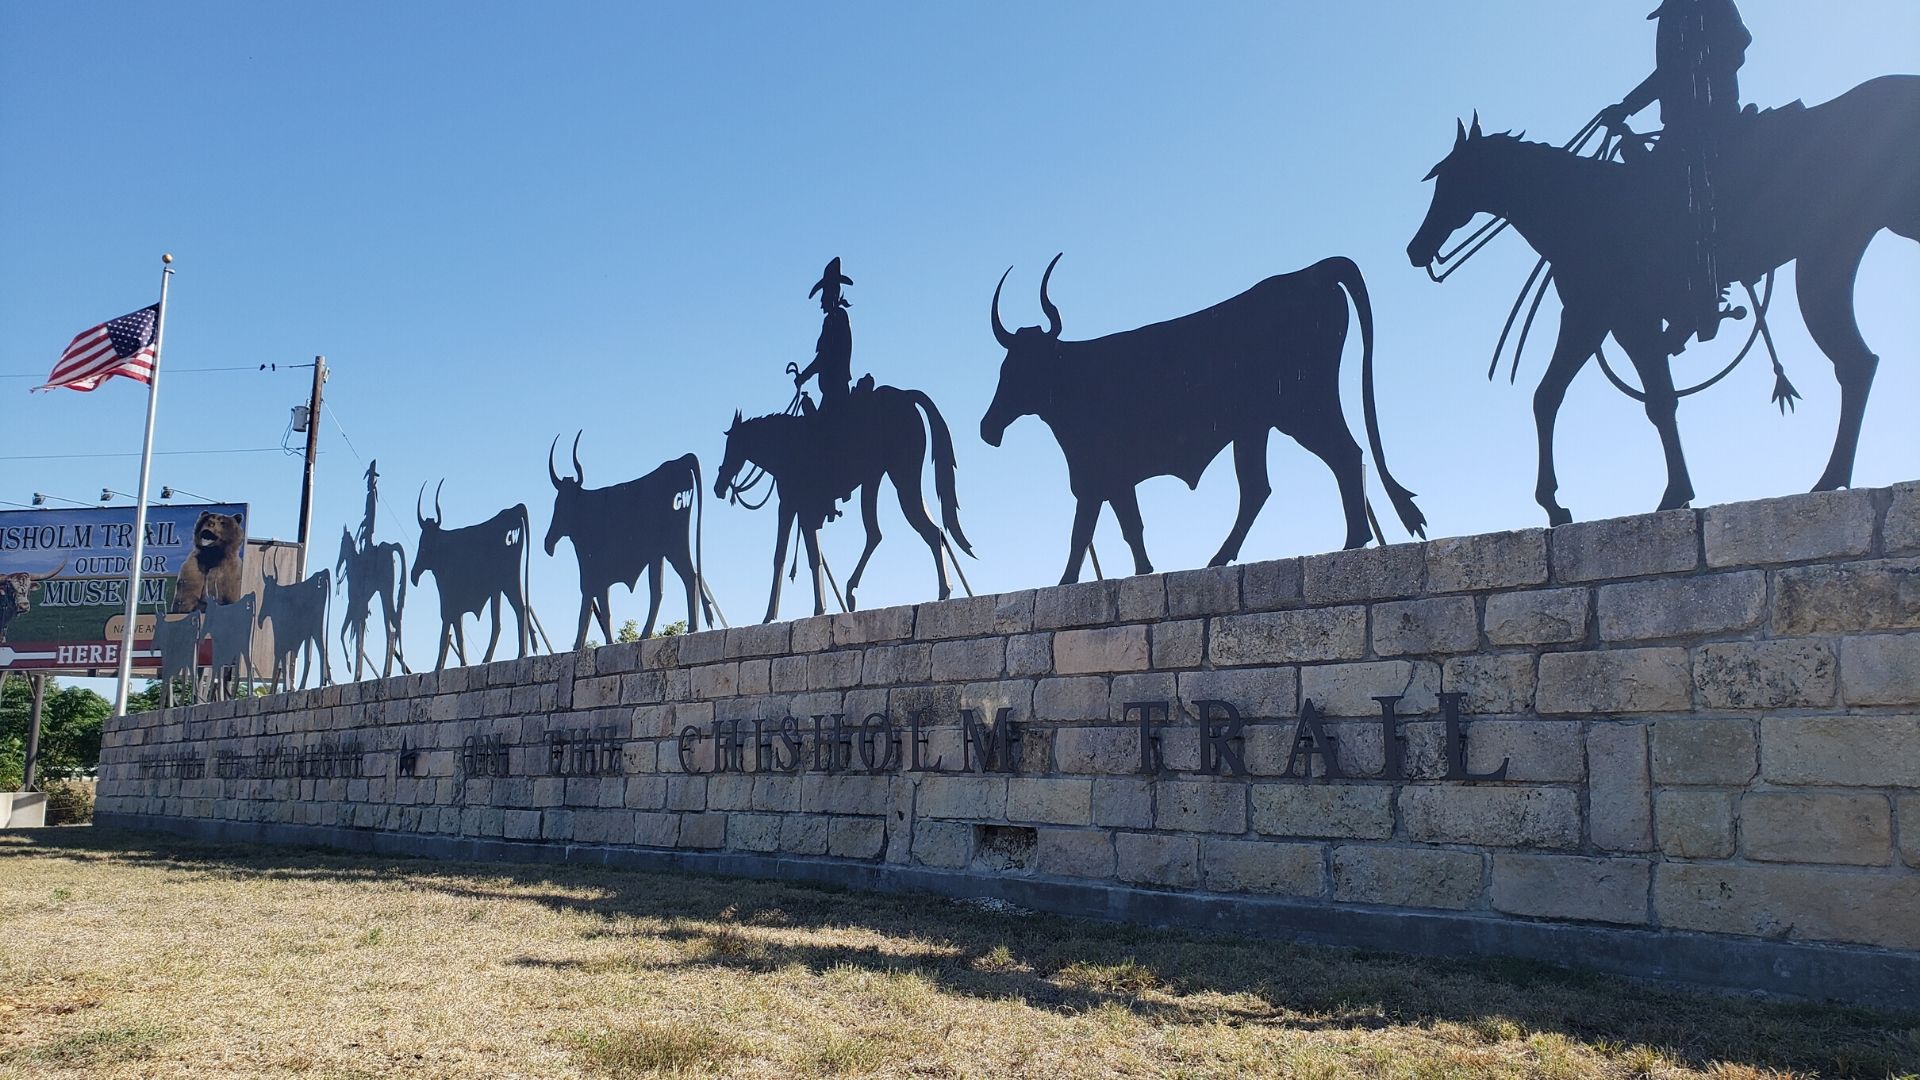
[{"xmin": 0, "ymin": 828, "xmax": 1915, "ymax": 1079}]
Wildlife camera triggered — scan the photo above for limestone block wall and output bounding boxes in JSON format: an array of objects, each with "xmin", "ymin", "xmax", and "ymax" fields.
[{"xmin": 96, "ymin": 483, "xmax": 1920, "ymax": 1001}]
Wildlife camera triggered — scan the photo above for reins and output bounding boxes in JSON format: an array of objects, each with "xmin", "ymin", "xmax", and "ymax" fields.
[{"xmin": 1431, "ymin": 111, "xmax": 1794, "ymax": 408}]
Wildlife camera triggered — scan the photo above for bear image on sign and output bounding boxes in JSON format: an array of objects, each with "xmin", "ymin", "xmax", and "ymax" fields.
[{"xmin": 171, "ymin": 510, "xmax": 247, "ymax": 613}]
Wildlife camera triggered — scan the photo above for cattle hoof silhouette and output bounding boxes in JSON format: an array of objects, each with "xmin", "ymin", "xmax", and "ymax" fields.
[{"xmin": 1547, "ymin": 507, "xmax": 1573, "ymax": 527}]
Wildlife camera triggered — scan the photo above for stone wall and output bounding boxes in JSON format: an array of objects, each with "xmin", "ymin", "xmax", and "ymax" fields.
[{"xmin": 96, "ymin": 483, "xmax": 1920, "ymax": 1004}]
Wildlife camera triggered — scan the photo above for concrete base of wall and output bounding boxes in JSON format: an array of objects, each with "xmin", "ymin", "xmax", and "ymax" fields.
[
  {"xmin": 98, "ymin": 811, "xmax": 1919, "ymax": 1010},
  {"xmin": 1, "ymin": 792, "xmax": 47, "ymax": 829}
]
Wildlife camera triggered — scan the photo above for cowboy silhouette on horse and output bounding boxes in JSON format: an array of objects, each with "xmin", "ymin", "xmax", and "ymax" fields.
[
  {"xmin": 717, "ymin": 257, "xmax": 975, "ymax": 621},
  {"xmin": 1599, "ymin": 0, "xmax": 1753, "ymax": 353},
  {"xmin": 794, "ymin": 257, "xmax": 859, "ymax": 413},
  {"xmin": 1410, "ymin": 2, "xmax": 1916, "ymax": 525}
]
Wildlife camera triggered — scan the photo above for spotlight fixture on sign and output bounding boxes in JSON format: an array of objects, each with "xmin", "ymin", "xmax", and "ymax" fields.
[{"xmin": 161, "ymin": 485, "xmax": 218, "ymax": 502}]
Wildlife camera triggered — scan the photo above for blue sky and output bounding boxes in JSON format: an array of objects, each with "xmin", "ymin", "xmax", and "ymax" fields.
[{"xmin": 2, "ymin": 2, "xmax": 1915, "ymax": 665}]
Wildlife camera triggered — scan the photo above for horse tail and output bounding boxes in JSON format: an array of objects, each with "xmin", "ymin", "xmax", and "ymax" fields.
[
  {"xmin": 686, "ymin": 453, "xmax": 714, "ymax": 629},
  {"xmin": 391, "ymin": 544, "xmax": 408, "ymax": 624},
  {"xmin": 1330, "ymin": 256, "xmax": 1426, "ymax": 540},
  {"xmin": 903, "ymin": 388, "xmax": 975, "ymax": 557}
]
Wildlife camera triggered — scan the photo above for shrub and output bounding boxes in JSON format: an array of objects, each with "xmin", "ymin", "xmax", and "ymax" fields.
[{"xmin": 44, "ymin": 779, "xmax": 95, "ymax": 825}]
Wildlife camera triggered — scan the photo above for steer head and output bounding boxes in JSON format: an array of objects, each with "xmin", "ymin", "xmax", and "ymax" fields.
[
  {"xmin": 544, "ymin": 432, "xmax": 585, "ymax": 556},
  {"xmin": 412, "ymin": 481, "xmax": 445, "ymax": 585},
  {"xmin": 1, "ymin": 558, "xmax": 65, "ymax": 629},
  {"xmin": 981, "ymin": 253, "xmax": 1064, "ymax": 447}
]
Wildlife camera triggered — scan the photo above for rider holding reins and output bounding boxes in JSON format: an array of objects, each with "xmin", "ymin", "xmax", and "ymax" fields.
[
  {"xmin": 795, "ymin": 257, "xmax": 853, "ymax": 414},
  {"xmin": 1599, "ymin": 0, "xmax": 1751, "ymax": 352}
]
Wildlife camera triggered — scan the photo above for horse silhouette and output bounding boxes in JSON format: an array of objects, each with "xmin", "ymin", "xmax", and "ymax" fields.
[
  {"xmin": 1410, "ymin": 77, "xmax": 1920, "ymax": 524},
  {"xmin": 982, "ymin": 255, "xmax": 1423, "ymax": 584},
  {"xmin": 336, "ymin": 526, "xmax": 409, "ymax": 680},
  {"xmin": 714, "ymin": 387, "xmax": 973, "ymax": 622}
]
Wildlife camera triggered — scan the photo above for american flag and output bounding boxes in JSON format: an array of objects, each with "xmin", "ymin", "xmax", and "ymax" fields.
[{"xmin": 38, "ymin": 305, "xmax": 160, "ymax": 392}]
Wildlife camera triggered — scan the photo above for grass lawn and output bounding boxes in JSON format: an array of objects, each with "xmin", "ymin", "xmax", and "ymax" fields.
[{"xmin": 0, "ymin": 829, "xmax": 1915, "ymax": 1079}]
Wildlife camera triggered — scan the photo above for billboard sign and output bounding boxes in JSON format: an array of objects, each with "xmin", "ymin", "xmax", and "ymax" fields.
[{"xmin": 0, "ymin": 503, "xmax": 249, "ymax": 672}]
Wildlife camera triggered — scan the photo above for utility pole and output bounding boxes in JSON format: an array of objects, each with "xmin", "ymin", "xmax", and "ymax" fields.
[{"xmin": 295, "ymin": 355, "xmax": 328, "ymax": 581}]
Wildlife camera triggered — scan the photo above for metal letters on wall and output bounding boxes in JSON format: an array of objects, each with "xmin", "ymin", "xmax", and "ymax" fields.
[
  {"xmin": 1408, "ymin": 4, "xmax": 1917, "ymax": 523},
  {"xmin": 545, "ymin": 435, "xmax": 715, "ymax": 648},
  {"xmin": 982, "ymin": 254, "xmax": 1425, "ymax": 584},
  {"xmin": 714, "ymin": 259, "xmax": 975, "ymax": 622},
  {"xmin": 411, "ymin": 481, "xmax": 532, "ymax": 670}
]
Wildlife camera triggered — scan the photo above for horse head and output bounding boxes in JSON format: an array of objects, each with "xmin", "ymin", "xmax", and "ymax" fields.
[
  {"xmin": 982, "ymin": 254, "xmax": 1065, "ymax": 447},
  {"xmin": 1409, "ymin": 114, "xmax": 1490, "ymax": 268},
  {"xmin": 713, "ymin": 409, "xmax": 751, "ymax": 499}
]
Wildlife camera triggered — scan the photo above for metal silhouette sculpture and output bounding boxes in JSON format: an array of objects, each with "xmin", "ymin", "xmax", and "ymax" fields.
[
  {"xmin": 336, "ymin": 461, "xmax": 409, "ymax": 680},
  {"xmin": 715, "ymin": 259, "xmax": 974, "ymax": 622},
  {"xmin": 411, "ymin": 482, "xmax": 532, "ymax": 669},
  {"xmin": 1, "ymin": 558, "xmax": 64, "ymax": 643},
  {"xmin": 981, "ymin": 255, "xmax": 1425, "ymax": 584},
  {"xmin": 151, "ymin": 608, "xmax": 201, "ymax": 707},
  {"xmin": 1410, "ymin": 12, "xmax": 1918, "ymax": 523},
  {"xmin": 200, "ymin": 594, "xmax": 257, "ymax": 700},
  {"xmin": 544, "ymin": 434, "xmax": 714, "ymax": 648},
  {"xmin": 258, "ymin": 568, "xmax": 332, "ymax": 690}
]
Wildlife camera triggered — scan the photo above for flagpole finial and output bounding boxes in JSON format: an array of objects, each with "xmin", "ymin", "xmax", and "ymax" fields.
[{"xmin": 161, "ymin": 253, "xmax": 173, "ymax": 264}]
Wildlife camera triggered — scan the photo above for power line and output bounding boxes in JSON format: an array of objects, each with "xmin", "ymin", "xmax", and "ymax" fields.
[
  {"xmin": 0, "ymin": 447, "xmax": 292, "ymax": 461},
  {"xmin": 1, "ymin": 364, "xmax": 282, "ymax": 380},
  {"xmin": 322, "ymin": 399, "xmax": 415, "ymax": 541}
]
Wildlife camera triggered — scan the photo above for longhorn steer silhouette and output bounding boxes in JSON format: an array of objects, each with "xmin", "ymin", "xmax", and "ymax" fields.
[
  {"xmin": 981, "ymin": 254, "xmax": 1425, "ymax": 584},
  {"xmin": 411, "ymin": 481, "xmax": 531, "ymax": 670},
  {"xmin": 544, "ymin": 434, "xmax": 711, "ymax": 649}
]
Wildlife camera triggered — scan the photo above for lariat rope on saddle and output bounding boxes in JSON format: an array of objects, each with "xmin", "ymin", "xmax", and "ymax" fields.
[{"xmin": 1433, "ymin": 110, "xmax": 1796, "ymax": 410}]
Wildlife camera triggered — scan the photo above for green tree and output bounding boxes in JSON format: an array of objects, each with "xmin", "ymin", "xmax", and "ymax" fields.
[{"xmin": 0, "ymin": 675, "xmax": 110, "ymax": 789}]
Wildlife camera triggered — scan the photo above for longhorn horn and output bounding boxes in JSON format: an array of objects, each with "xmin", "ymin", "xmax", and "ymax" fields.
[
  {"xmin": 1469, "ymin": 111, "xmax": 1483, "ymax": 139},
  {"xmin": 547, "ymin": 435, "xmax": 564, "ymax": 489},
  {"xmin": 32, "ymin": 557, "xmax": 66, "ymax": 581},
  {"xmin": 1039, "ymin": 253, "xmax": 1063, "ymax": 339},
  {"xmin": 990, "ymin": 266, "xmax": 1015, "ymax": 348},
  {"xmin": 571, "ymin": 430, "xmax": 584, "ymax": 484},
  {"xmin": 416, "ymin": 483, "xmax": 429, "ymax": 530},
  {"xmin": 433, "ymin": 479, "xmax": 444, "ymax": 523}
]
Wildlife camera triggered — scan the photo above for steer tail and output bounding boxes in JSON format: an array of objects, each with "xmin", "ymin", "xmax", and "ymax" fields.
[
  {"xmin": 1333, "ymin": 256, "xmax": 1426, "ymax": 540},
  {"xmin": 686, "ymin": 453, "xmax": 714, "ymax": 629},
  {"xmin": 904, "ymin": 388, "xmax": 975, "ymax": 557}
]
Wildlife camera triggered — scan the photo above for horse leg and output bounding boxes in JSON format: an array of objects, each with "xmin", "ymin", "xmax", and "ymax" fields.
[
  {"xmin": 1615, "ymin": 320, "xmax": 1695, "ymax": 511},
  {"xmin": 640, "ymin": 565, "xmax": 664, "ymax": 639},
  {"xmin": 1534, "ymin": 309, "xmax": 1608, "ymax": 525},
  {"xmin": 800, "ymin": 514, "xmax": 827, "ymax": 617},
  {"xmin": 765, "ymin": 502, "xmax": 795, "ymax": 624},
  {"xmin": 1797, "ymin": 238, "xmax": 1878, "ymax": 491},
  {"xmin": 1061, "ymin": 498, "xmax": 1101, "ymax": 585},
  {"xmin": 888, "ymin": 470, "xmax": 949, "ymax": 600},
  {"xmin": 1211, "ymin": 435, "xmax": 1276, "ymax": 562},
  {"xmin": 844, "ymin": 484, "xmax": 885, "ymax": 610},
  {"xmin": 1109, "ymin": 486, "xmax": 1154, "ymax": 575}
]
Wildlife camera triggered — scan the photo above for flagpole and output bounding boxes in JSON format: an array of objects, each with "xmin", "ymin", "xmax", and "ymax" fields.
[{"xmin": 111, "ymin": 253, "xmax": 173, "ymax": 717}]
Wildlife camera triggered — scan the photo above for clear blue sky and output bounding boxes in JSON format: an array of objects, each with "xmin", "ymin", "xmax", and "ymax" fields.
[{"xmin": 3, "ymin": 3, "xmax": 1915, "ymax": 663}]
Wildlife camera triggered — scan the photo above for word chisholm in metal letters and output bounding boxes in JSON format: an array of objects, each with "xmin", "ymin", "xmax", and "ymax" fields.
[{"xmin": 680, "ymin": 708, "xmax": 1022, "ymax": 776}]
